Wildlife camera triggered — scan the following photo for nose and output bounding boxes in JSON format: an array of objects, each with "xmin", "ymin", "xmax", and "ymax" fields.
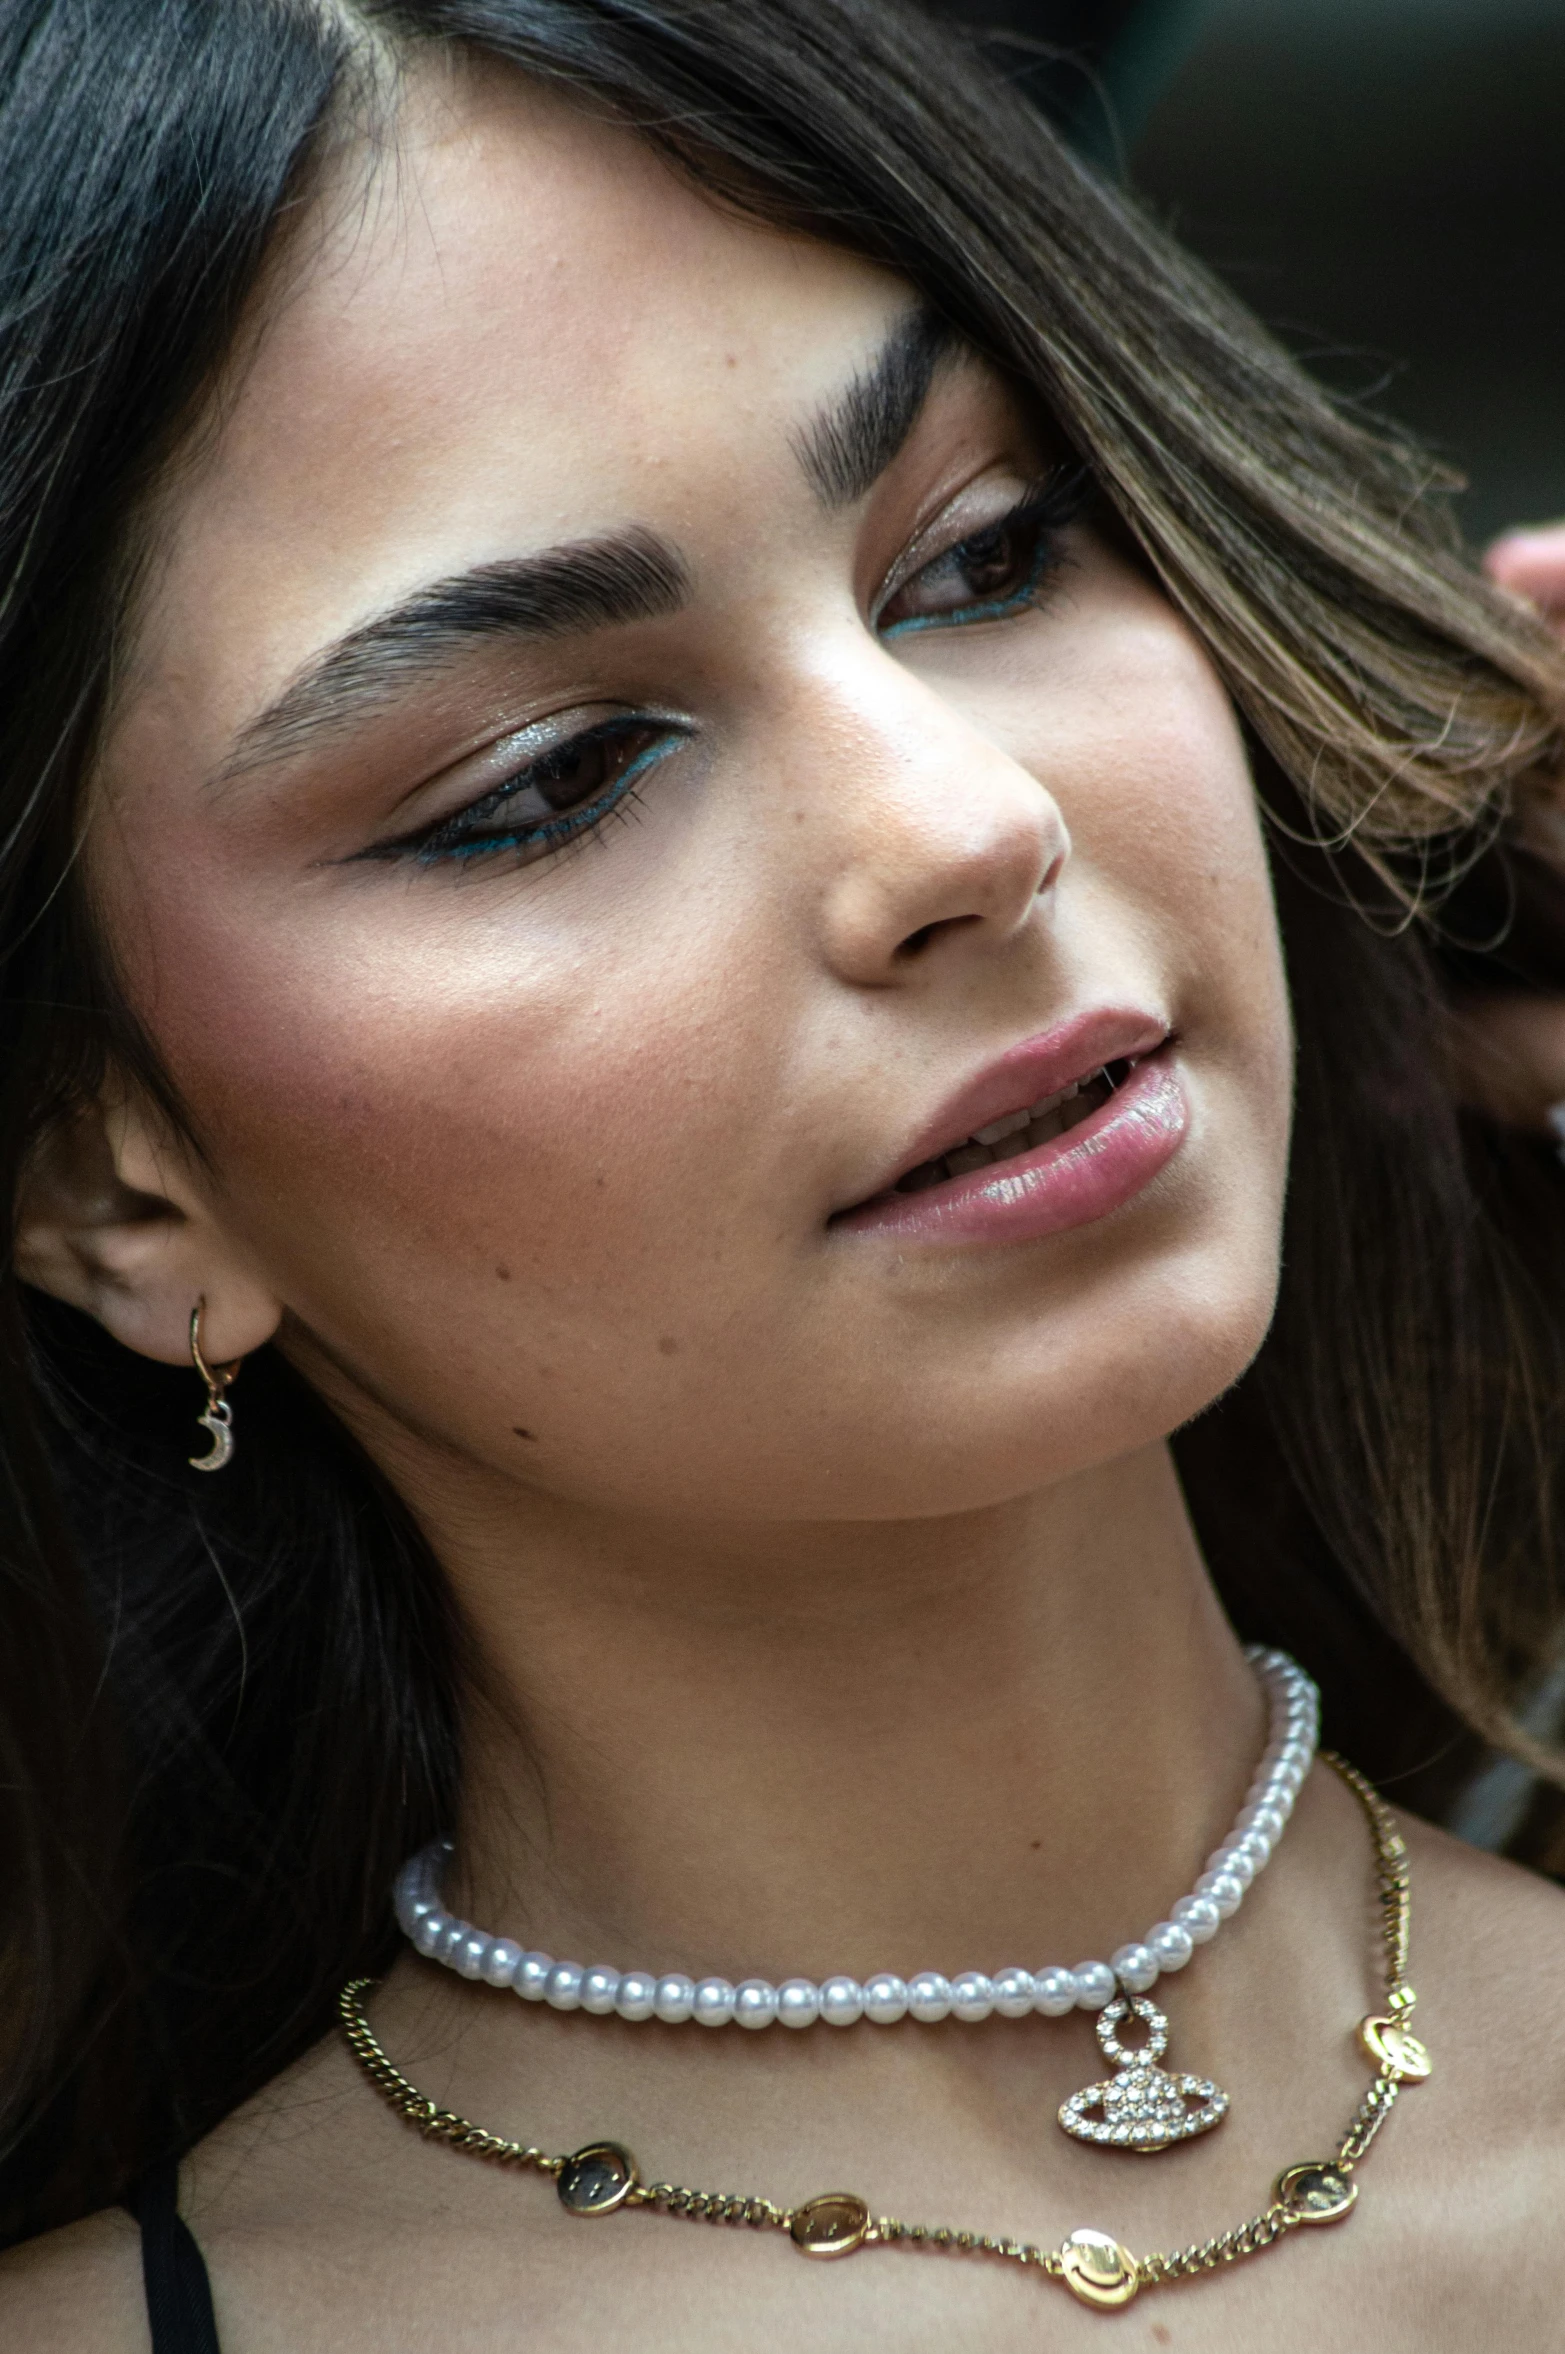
[{"xmin": 804, "ymin": 651, "xmax": 1070, "ymax": 989}]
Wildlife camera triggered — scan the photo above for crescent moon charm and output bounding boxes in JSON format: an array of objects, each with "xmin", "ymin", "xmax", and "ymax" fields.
[
  {"xmin": 189, "ymin": 1401, "xmax": 234, "ymax": 1473},
  {"xmin": 187, "ymin": 1301, "xmax": 241, "ymax": 1472}
]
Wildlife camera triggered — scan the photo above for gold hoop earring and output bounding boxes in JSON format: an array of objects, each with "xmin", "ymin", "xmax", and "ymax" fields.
[{"xmin": 188, "ymin": 1298, "xmax": 242, "ymax": 1473}]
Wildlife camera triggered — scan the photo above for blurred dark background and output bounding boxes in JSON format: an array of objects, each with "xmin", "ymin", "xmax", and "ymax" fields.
[{"xmin": 926, "ymin": 0, "xmax": 1565, "ymax": 545}]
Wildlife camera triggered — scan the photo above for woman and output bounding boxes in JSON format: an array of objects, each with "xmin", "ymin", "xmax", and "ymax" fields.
[{"xmin": 3, "ymin": 1, "xmax": 1565, "ymax": 2343}]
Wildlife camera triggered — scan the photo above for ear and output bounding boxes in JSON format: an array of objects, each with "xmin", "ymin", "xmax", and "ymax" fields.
[{"xmin": 14, "ymin": 1089, "xmax": 282, "ymax": 1367}]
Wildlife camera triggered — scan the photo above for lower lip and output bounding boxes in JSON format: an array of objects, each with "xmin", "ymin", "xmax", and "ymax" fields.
[{"xmin": 833, "ymin": 1052, "xmax": 1189, "ymax": 1248}]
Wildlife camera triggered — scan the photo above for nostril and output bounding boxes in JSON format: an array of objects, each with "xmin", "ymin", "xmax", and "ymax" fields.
[
  {"xmin": 1038, "ymin": 846, "xmax": 1067, "ymax": 899},
  {"xmin": 895, "ymin": 913, "xmax": 977, "ymax": 961}
]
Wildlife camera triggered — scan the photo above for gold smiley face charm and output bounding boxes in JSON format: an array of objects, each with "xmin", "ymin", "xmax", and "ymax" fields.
[
  {"xmin": 1359, "ymin": 2015, "xmax": 1433, "ymax": 2082},
  {"xmin": 1058, "ymin": 2228, "xmax": 1141, "ymax": 2308}
]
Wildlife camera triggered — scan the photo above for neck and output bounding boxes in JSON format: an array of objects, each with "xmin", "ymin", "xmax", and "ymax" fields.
[{"xmin": 410, "ymin": 1439, "xmax": 1262, "ymax": 1976}]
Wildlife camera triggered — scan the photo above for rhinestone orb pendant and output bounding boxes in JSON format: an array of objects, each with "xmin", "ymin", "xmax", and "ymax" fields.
[{"xmin": 1059, "ymin": 1994, "xmax": 1228, "ymax": 2153}]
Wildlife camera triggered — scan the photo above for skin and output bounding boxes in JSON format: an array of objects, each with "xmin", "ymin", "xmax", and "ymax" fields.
[{"xmin": 6, "ymin": 58, "xmax": 1565, "ymax": 2354}]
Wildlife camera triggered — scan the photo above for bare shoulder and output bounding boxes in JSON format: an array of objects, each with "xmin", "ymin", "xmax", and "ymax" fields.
[
  {"xmin": 0, "ymin": 2208, "xmax": 147, "ymax": 2353},
  {"xmin": 1400, "ymin": 1812, "xmax": 1565, "ymax": 2166}
]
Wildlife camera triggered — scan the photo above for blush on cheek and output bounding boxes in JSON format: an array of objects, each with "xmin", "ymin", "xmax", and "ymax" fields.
[{"xmin": 128, "ymin": 891, "xmax": 777, "ymax": 1446}]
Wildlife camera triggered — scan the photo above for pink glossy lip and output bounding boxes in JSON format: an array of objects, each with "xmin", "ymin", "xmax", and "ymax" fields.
[{"xmin": 832, "ymin": 1010, "xmax": 1187, "ymax": 1248}]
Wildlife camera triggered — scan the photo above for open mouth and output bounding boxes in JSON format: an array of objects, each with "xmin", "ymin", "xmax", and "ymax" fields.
[{"xmin": 887, "ymin": 1057, "xmax": 1144, "ymax": 1196}]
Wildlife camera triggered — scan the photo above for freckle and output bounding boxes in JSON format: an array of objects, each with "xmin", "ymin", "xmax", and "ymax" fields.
[
  {"xmin": 495, "ymin": 1264, "xmax": 511, "ymax": 1281},
  {"xmin": 595, "ymin": 1174, "xmax": 606, "ymax": 1190},
  {"xmin": 1029, "ymin": 1839, "xmax": 1041, "ymax": 1850},
  {"xmin": 511, "ymin": 1427, "xmax": 536, "ymax": 1441},
  {"xmin": 658, "ymin": 1335, "xmax": 680, "ymax": 1357},
  {"xmin": 1152, "ymin": 2328, "xmax": 1171, "ymax": 2347}
]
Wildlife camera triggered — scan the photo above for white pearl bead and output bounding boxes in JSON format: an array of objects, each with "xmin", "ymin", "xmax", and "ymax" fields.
[
  {"xmin": 1110, "ymin": 1943, "xmax": 1159, "ymax": 1993},
  {"xmin": 734, "ymin": 1979, "xmax": 779, "ymax": 2029},
  {"xmin": 1148, "ymin": 1921, "xmax": 1194, "ymax": 1971},
  {"xmin": 1240, "ymin": 1803, "xmax": 1285, "ymax": 1841},
  {"xmin": 1032, "ymin": 1967, "xmax": 1076, "ymax": 2017},
  {"xmin": 1195, "ymin": 1870, "xmax": 1244, "ymax": 1918},
  {"xmin": 615, "ymin": 1970, "xmax": 658, "ymax": 2021},
  {"xmin": 515, "ymin": 1951, "xmax": 551, "ymax": 2001},
  {"xmin": 395, "ymin": 1886, "xmax": 433, "ymax": 1934},
  {"xmin": 862, "ymin": 1972, "xmax": 909, "ymax": 2025},
  {"xmin": 483, "ymin": 1938, "xmax": 522, "ymax": 1989},
  {"xmin": 1235, "ymin": 1830, "xmax": 1271, "ymax": 1870},
  {"xmin": 991, "ymin": 1968, "xmax": 1035, "ymax": 2019},
  {"xmin": 950, "ymin": 1971, "xmax": 995, "ymax": 2022},
  {"xmin": 1206, "ymin": 1844, "xmax": 1254, "ymax": 1888},
  {"xmin": 1071, "ymin": 1961, "xmax": 1117, "ymax": 2010},
  {"xmin": 581, "ymin": 1965, "xmax": 621, "ymax": 2015},
  {"xmin": 436, "ymin": 1919, "xmax": 470, "ymax": 1963},
  {"xmin": 693, "ymin": 1977, "xmax": 736, "ymax": 2027},
  {"xmin": 818, "ymin": 1976, "xmax": 863, "ymax": 2027},
  {"xmin": 412, "ymin": 1911, "xmax": 447, "ymax": 1957},
  {"xmin": 778, "ymin": 1978, "xmax": 824, "ymax": 2027},
  {"xmin": 545, "ymin": 1961, "xmax": 584, "ymax": 2010},
  {"xmin": 456, "ymin": 1931, "xmax": 493, "ymax": 1981},
  {"xmin": 654, "ymin": 1973, "xmax": 695, "ymax": 2024},
  {"xmin": 908, "ymin": 1971, "xmax": 953, "ymax": 2023},
  {"xmin": 1170, "ymin": 1895, "xmax": 1221, "ymax": 1942}
]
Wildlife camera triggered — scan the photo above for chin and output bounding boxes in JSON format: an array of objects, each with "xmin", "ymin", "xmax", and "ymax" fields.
[{"xmin": 802, "ymin": 1231, "xmax": 1283, "ymax": 1523}]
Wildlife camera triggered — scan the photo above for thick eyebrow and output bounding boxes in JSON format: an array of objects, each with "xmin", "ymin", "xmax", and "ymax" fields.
[
  {"xmin": 793, "ymin": 305, "xmax": 957, "ymax": 510},
  {"xmin": 215, "ymin": 525, "xmax": 689, "ymax": 783}
]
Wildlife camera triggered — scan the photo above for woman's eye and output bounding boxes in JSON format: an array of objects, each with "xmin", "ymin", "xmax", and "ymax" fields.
[
  {"xmin": 370, "ymin": 714, "xmax": 687, "ymax": 869},
  {"xmin": 878, "ymin": 469, "xmax": 1089, "ymax": 638}
]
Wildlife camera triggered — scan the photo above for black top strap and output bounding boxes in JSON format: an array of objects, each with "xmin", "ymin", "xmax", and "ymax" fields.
[{"xmin": 123, "ymin": 2159, "xmax": 221, "ymax": 2354}]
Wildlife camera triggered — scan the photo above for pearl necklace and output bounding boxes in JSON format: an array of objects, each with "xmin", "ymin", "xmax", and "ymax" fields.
[
  {"xmin": 350, "ymin": 1754, "xmax": 1429, "ymax": 2315},
  {"xmin": 396, "ymin": 1645, "xmax": 1318, "ymax": 2031}
]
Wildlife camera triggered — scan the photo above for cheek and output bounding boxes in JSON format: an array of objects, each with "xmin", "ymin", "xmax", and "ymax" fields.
[
  {"xmin": 104, "ymin": 840, "xmax": 804, "ymax": 1429},
  {"xmin": 1063, "ymin": 623, "xmax": 1289, "ymax": 1057},
  {"xmin": 1029, "ymin": 624, "xmax": 1294, "ymax": 1355}
]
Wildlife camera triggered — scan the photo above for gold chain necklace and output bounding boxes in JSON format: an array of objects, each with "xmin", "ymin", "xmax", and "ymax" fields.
[{"xmin": 340, "ymin": 1753, "xmax": 1430, "ymax": 2314}]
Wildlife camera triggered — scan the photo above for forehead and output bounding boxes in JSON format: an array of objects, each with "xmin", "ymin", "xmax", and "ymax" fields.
[{"xmin": 115, "ymin": 65, "xmax": 908, "ymax": 780}]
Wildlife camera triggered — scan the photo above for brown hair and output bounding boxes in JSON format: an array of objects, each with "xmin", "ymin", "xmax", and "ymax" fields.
[{"xmin": 2, "ymin": 0, "xmax": 1563, "ymax": 2238}]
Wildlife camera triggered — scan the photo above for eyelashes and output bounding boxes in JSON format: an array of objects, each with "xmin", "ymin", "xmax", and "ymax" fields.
[
  {"xmin": 878, "ymin": 465, "xmax": 1091, "ymax": 638},
  {"xmin": 361, "ymin": 715, "xmax": 689, "ymax": 872},
  {"xmin": 373, "ymin": 464, "xmax": 1093, "ymax": 873}
]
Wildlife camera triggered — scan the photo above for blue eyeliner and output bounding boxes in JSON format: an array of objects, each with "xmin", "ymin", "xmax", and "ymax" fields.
[
  {"xmin": 415, "ymin": 726, "xmax": 684, "ymax": 866},
  {"xmin": 880, "ymin": 466, "xmax": 1091, "ymax": 640},
  {"xmin": 879, "ymin": 528, "xmax": 1053, "ymax": 638}
]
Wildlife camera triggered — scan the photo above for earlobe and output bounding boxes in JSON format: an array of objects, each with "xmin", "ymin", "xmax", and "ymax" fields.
[{"xmin": 13, "ymin": 1093, "xmax": 282, "ymax": 1368}]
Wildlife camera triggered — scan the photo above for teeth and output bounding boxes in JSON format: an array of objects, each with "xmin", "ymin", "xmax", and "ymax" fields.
[
  {"xmin": 973, "ymin": 1082, "xmax": 1082, "ymax": 1149},
  {"xmin": 889, "ymin": 1060, "xmax": 1134, "ymax": 1196},
  {"xmin": 974, "ymin": 1108, "xmax": 1032, "ymax": 1146}
]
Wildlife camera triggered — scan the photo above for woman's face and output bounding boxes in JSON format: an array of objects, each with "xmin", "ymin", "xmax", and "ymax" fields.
[{"xmin": 89, "ymin": 67, "xmax": 1292, "ymax": 1523}]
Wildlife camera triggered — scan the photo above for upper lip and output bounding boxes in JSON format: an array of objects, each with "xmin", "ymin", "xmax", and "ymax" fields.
[{"xmin": 840, "ymin": 1007, "xmax": 1172, "ymax": 1212}]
